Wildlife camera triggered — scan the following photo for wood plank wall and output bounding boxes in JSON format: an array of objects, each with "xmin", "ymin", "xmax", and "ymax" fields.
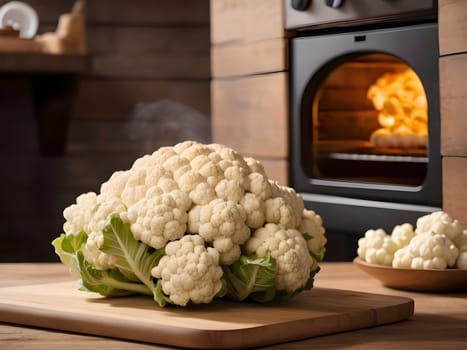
[
  {"xmin": 210, "ymin": 0, "xmax": 289, "ymax": 185},
  {"xmin": 0, "ymin": 0, "xmax": 211, "ymax": 261},
  {"xmin": 439, "ymin": 0, "xmax": 467, "ymax": 227}
]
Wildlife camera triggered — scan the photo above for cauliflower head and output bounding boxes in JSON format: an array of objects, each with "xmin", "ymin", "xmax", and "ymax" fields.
[
  {"xmin": 58, "ymin": 141, "xmax": 327, "ymax": 306},
  {"xmin": 151, "ymin": 234, "xmax": 223, "ymax": 306}
]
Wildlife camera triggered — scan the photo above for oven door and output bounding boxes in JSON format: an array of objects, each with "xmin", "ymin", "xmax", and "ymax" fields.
[{"xmin": 290, "ymin": 23, "xmax": 441, "ymax": 207}]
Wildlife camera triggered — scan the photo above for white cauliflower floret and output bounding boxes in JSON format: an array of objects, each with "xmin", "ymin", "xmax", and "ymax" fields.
[
  {"xmin": 215, "ymin": 178, "xmax": 245, "ymax": 203},
  {"xmin": 128, "ymin": 191, "xmax": 189, "ymax": 249},
  {"xmin": 455, "ymin": 230, "xmax": 467, "ymax": 269},
  {"xmin": 264, "ymin": 181, "xmax": 304, "ymax": 229},
  {"xmin": 63, "ymin": 191, "xmax": 132, "ymax": 271},
  {"xmin": 391, "ymin": 223, "xmax": 415, "ymax": 248},
  {"xmin": 178, "ymin": 142, "xmax": 212, "ymax": 161},
  {"xmin": 63, "ymin": 192, "xmax": 98, "ymax": 235},
  {"xmin": 82, "ymin": 195, "xmax": 128, "ymax": 270},
  {"xmin": 298, "ymin": 209, "xmax": 326, "ymax": 264},
  {"xmin": 63, "ymin": 192, "xmax": 127, "ymax": 270},
  {"xmin": 456, "ymin": 252, "xmax": 467, "ymax": 269},
  {"xmin": 244, "ymin": 156, "xmax": 267, "ymax": 176},
  {"xmin": 82, "ymin": 232, "xmax": 117, "ymax": 270},
  {"xmin": 120, "ymin": 168, "xmax": 152, "ymax": 207},
  {"xmin": 247, "ymin": 172, "xmax": 272, "ymax": 200},
  {"xmin": 100, "ymin": 171, "xmax": 129, "ymax": 199},
  {"xmin": 392, "ymin": 233, "xmax": 459, "ymax": 269},
  {"xmin": 240, "ymin": 193, "xmax": 266, "ymax": 229},
  {"xmin": 274, "ymin": 184, "xmax": 304, "ymax": 222},
  {"xmin": 357, "ymin": 228, "xmax": 399, "ymax": 266},
  {"xmin": 415, "ymin": 211, "xmax": 463, "ymax": 245},
  {"xmin": 264, "ymin": 197, "xmax": 298, "ymax": 229},
  {"xmin": 188, "ymin": 199, "xmax": 250, "ymax": 265},
  {"xmin": 151, "ymin": 234, "xmax": 223, "ymax": 306},
  {"xmin": 189, "ymin": 182, "xmax": 217, "ymax": 205},
  {"xmin": 246, "ymin": 223, "xmax": 312, "ymax": 292}
]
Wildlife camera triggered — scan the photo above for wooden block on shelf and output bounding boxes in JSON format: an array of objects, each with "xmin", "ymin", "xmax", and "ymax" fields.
[
  {"xmin": 443, "ymin": 156, "xmax": 467, "ymax": 227},
  {"xmin": 440, "ymin": 54, "xmax": 467, "ymax": 156},
  {"xmin": 439, "ymin": 0, "xmax": 467, "ymax": 55},
  {"xmin": 211, "ymin": 72, "xmax": 288, "ymax": 158},
  {"xmin": 211, "ymin": 38, "xmax": 287, "ymax": 78},
  {"xmin": 210, "ymin": 0, "xmax": 285, "ymax": 45}
]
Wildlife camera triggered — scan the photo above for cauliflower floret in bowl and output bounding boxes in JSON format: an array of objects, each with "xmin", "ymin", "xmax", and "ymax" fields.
[
  {"xmin": 392, "ymin": 233, "xmax": 459, "ymax": 269},
  {"xmin": 357, "ymin": 229, "xmax": 399, "ymax": 266}
]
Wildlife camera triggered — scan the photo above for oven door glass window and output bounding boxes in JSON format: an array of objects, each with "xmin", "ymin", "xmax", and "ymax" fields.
[{"xmin": 310, "ymin": 53, "xmax": 428, "ymax": 186}]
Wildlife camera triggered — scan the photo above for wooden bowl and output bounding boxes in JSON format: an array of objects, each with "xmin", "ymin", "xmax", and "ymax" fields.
[{"xmin": 353, "ymin": 257, "xmax": 467, "ymax": 293}]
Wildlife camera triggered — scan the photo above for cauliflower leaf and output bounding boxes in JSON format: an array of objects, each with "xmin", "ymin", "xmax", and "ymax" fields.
[
  {"xmin": 222, "ymin": 250, "xmax": 277, "ymax": 302},
  {"xmin": 52, "ymin": 231, "xmax": 88, "ymax": 275},
  {"xmin": 100, "ymin": 214, "xmax": 165, "ymax": 301},
  {"xmin": 77, "ymin": 253, "xmax": 153, "ymax": 297}
]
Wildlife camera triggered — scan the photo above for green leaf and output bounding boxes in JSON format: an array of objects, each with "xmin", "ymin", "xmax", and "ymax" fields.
[
  {"xmin": 77, "ymin": 253, "xmax": 152, "ymax": 297},
  {"xmin": 51, "ymin": 231, "xmax": 88, "ymax": 274},
  {"xmin": 99, "ymin": 213, "xmax": 165, "ymax": 301},
  {"xmin": 222, "ymin": 250, "xmax": 277, "ymax": 302},
  {"xmin": 303, "ymin": 232, "xmax": 313, "ymax": 241},
  {"xmin": 312, "ymin": 249, "xmax": 326, "ymax": 263},
  {"xmin": 154, "ymin": 279, "xmax": 172, "ymax": 307}
]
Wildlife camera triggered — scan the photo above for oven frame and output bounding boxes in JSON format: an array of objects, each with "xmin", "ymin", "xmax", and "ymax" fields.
[
  {"xmin": 290, "ymin": 22, "xmax": 441, "ymax": 206},
  {"xmin": 289, "ymin": 23, "xmax": 442, "ymax": 260}
]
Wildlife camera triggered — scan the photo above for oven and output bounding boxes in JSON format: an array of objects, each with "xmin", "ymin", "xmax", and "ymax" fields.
[{"xmin": 286, "ymin": 0, "xmax": 441, "ymax": 260}]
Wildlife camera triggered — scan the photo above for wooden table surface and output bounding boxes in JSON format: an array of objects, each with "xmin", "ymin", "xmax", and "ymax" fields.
[{"xmin": 0, "ymin": 262, "xmax": 466, "ymax": 349}]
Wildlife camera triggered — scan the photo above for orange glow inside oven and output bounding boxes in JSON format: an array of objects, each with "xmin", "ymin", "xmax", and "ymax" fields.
[
  {"xmin": 311, "ymin": 54, "xmax": 429, "ymax": 186},
  {"xmin": 367, "ymin": 69, "xmax": 428, "ymax": 149}
]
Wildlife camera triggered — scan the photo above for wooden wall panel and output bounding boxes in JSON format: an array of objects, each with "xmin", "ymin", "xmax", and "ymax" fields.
[
  {"xmin": 259, "ymin": 158, "xmax": 288, "ymax": 186},
  {"xmin": 87, "ymin": 26, "xmax": 210, "ymax": 55},
  {"xmin": 85, "ymin": 0, "xmax": 209, "ymax": 24},
  {"xmin": 211, "ymin": 38, "xmax": 287, "ymax": 78},
  {"xmin": 440, "ymin": 54, "xmax": 467, "ymax": 156},
  {"xmin": 87, "ymin": 26, "xmax": 210, "ymax": 79},
  {"xmin": 90, "ymin": 54, "xmax": 209, "ymax": 79},
  {"xmin": 443, "ymin": 157, "xmax": 467, "ymax": 227},
  {"xmin": 210, "ymin": 0, "xmax": 284, "ymax": 45},
  {"xmin": 439, "ymin": 0, "xmax": 467, "ymax": 55},
  {"xmin": 0, "ymin": 0, "xmax": 209, "ymax": 25},
  {"xmin": 212, "ymin": 73, "xmax": 288, "ymax": 158},
  {"xmin": 73, "ymin": 79, "xmax": 210, "ymax": 121}
]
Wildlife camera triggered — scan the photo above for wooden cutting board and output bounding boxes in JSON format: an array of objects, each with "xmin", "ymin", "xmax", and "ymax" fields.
[{"xmin": 0, "ymin": 280, "xmax": 413, "ymax": 349}]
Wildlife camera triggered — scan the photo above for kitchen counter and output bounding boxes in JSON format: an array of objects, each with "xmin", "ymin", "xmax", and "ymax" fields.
[{"xmin": 0, "ymin": 262, "xmax": 465, "ymax": 349}]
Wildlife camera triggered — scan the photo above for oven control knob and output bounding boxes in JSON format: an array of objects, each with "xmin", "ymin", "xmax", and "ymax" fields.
[
  {"xmin": 325, "ymin": 0, "xmax": 345, "ymax": 8},
  {"xmin": 291, "ymin": 0, "xmax": 311, "ymax": 11}
]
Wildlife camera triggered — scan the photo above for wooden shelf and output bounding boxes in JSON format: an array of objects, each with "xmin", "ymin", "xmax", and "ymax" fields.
[{"xmin": 0, "ymin": 52, "xmax": 88, "ymax": 74}]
